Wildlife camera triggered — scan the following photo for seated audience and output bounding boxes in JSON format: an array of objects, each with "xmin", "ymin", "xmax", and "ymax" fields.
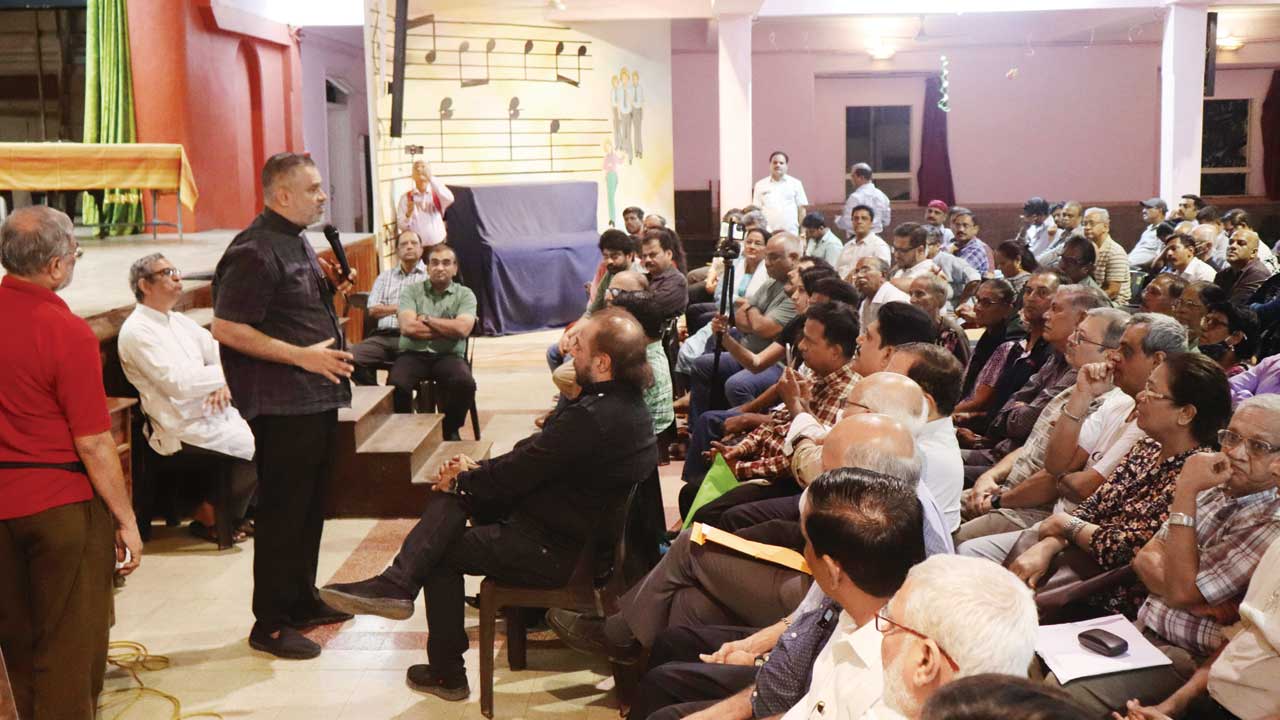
[
  {"xmin": 1230, "ymin": 351, "xmax": 1280, "ymax": 407},
  {"xmin": 1163, "ymin": 232, "xmax": 1217, "ymax": 283},
  {"xmin": 922, "ymin": 675, "xmax": 1091, "ymax": 720},
  {"xmin": 927, "ymin": 225, "xmax": 982, "ymax": 304},
  {"xmin": 1129, "ymin": 198, "xmax": 1170, "ymax": 271},
  {"xmin": 889, "ymin": 223, "xmax": 949, "ymax": 293},
  {"xmin": 639, "ymin": 227, "xmax": 690, "ymax": 317},
  {"xmin": 854, "ymin": 255, "xmax": 910, "ymax": 331},
  {"xmin": 388, "ymin": 244, "xmax": 477, "ymax": 440},
  {"xmin": 546, "ymin": 229, "xmax": 638, "ymax": 389},
  {"xmin": 952, "ymin": 271, "xmax": 1058, "ymax": 421},
  {"xmin": 1174, "ymin": 280, "xmax": 1227, "ymax": 351},
  {"xmin": 687, "ymin": 232, "xmax": 800, "ymax": 424},
  {"xmin": 608, "ymin": 289, "xmax": 675, "ymax": 435},
  {"xmin": 1139, "ymin": 272, "xmax": 1186, "ymax": 316},
  {"xmin": 1221, "ymin": 207, "xmax": 1280, "ymax": 272},
  {"xmin": 835, "ymin": 204, "xmax": 891, "ymax": 280},
  {"xmin": 351, "ymin": 230, "xmax": 426, "ymax": 385},
  {"xmin": 1000, "ymin": 354, "xmax": 1230, "ymax": 618},
  {"xmin": 1053, "ymin": 395, "xmax": 1280, "ymax": 717},
  {"xmin": 958, "ymin": 284, "xmax": 1108, "ymax": 479},
  {"xmin": 118, "ymin": 253, "xmax": 257, "ymax": 543},
  {"xmin": 994, "ymin": 240, "xmax": 1036, "ymax": 299},
  {"xmin": 1081, "ymin": 207, "xmax": 1132, "ymax": 305},
  {"xmin": 681, "ymin": 301, "xmax": 860, "ymax": 520},
  {"xmin": 870, "ymin": 555, "xmax": 1039, "ymax": 720},
  {"xmin": 1018, "ymin": 196, "xmax": 1055, "ymax": 254},
  {"xmin": 954, "ymin": 308, "xmax": 1129, "ymax": 546},
  {"xmin": 883, "ymin": 343, "xmax": 966, "ymax": 533},
  {"xmin": 1037, "ymin": 201, "xmax": 1084, "ymax": 268},
  {"xmin": 908, "ymin": 273, "xmax": 972, "ymax": 368},
  {"xmin": 854, "ymin": 302, "xmax": 940, "ymax": 379},
  {"xmin": 1215, "ymin": 229, "xmax": 1271, "ymax": 305},
  {"xmin": 1057, "ymin": 236, "xmax": 1107, "ymax": 300},
  {"xmin": 800, "ymin": 211, "xmax": 843, "ymax": 266},
  {"xmin": 553, "ymin": 271, "xmax": 649, "ymax": 404},
  {"xmin": 943, "ymin": 208, "xmax": 993, "ymax": 276},
  {"xmin": 957, "ymin": 279, "xmax": 1020, "ymax": 402},
  {"xmin": 1199, "ymin": 301, "xmax": 1259, "ymax": 378},
  {"xmin": 320, "ymin": 309, "xmax": 656, "ymax": 701},
  {"xmin": 1195, "ymin": 208, "xmax": 1229, "ymax": 270}
]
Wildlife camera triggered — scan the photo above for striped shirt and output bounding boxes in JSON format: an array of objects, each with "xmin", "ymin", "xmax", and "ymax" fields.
[
  {"xmin": 368, "ymin": 261, "xmax": 427, "ymax": 332},
  {"xmin": 1093, "ymin": 236, "xmax": 1132, "ymax": 305}
]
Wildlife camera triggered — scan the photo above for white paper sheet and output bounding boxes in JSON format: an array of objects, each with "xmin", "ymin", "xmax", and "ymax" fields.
[{"xmin": 1035, "ymin": 614, "xmax": 1173, "ymax": 684}]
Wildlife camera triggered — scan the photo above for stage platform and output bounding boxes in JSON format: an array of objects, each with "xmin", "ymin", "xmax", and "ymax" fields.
[{"xmin": 12, "ymin": 229, "xmax": 380, "ymax": 340}]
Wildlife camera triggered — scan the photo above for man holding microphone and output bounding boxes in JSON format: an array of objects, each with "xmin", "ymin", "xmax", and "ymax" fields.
[{"xmin": 213, "ymin": 152, "xmax": 357, "ymax": 659}]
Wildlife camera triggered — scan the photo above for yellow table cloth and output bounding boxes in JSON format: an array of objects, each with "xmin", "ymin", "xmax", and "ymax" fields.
[{"xmin": 0, "ymin": 142, "xmax": 199, "ymax": 212}]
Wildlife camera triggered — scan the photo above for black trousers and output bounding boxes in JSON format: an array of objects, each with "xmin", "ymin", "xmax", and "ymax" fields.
[
  {"xmin": 685, "ymin": 475, "xmax": 801, "ymax": 529},
  {"xmin": 632, "ymin": 625, "xmax": 758, "ymax": 720},
  {"xmin": 382, "ymin": 492, "xmax": 576, "ymax": 677},
  {"xmin": 388, "ymin": 351, "xmax": 476, "ymax": 434},
  {"xmin": 249, "ymin": 411, "xmax": 337, "ymax": 628}
]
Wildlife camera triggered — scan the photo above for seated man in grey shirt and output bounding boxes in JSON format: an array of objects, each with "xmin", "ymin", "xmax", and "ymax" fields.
[{"xmin": 350, "ymin": 231, "xmax": 426, "ymax": 385}]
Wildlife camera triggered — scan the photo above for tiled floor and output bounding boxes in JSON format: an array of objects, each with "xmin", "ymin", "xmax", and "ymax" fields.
[{"xmin": 103, "ymin": 329, "xmax": 684, "ymax": 719}]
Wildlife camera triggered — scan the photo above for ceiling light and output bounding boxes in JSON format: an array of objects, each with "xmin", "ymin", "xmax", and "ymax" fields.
[
  {"xmin": 868, "ymin": 41, "xmax": 895, "ymax": 60},
  {"xmin": 1217, "ymin": 34, "xmax": 1244, "ymax": 52}
]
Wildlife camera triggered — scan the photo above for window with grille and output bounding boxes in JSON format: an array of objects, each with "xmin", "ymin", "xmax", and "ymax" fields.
[
  {"xmin": 1201, "ymin": 98, "xmax": 1249, "ymax": 196},
  {"xmin": 845, "ymin": 105, "xmax": 912, "ymax": 201}
]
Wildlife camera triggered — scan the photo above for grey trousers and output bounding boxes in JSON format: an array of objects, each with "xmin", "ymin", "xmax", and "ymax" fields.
[{"xmin": 619, "ymin": 528, "xmax": 811, "ymax": 647}]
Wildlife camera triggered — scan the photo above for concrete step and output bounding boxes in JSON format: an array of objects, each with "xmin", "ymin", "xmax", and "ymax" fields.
[
  {"xmin": 339, "ymin": 385, "xmax": 395, "ymax": 448},
  {"xmin": 412, "ymin": 440, "xmax": 495, "ymax": 485},
  {"xmin": 356, "ymin": 413, "xmax": 444, "ymax": 480}
]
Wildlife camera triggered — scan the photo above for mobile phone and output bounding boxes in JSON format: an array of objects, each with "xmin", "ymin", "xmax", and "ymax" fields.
[{"xmin": 785, "ymin": 343, "xmax": 793, "ymax": 368}]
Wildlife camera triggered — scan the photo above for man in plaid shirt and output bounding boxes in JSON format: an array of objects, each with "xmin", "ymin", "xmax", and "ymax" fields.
[
  {"xmin": 686, "ymin": 301, "xmax": 860, "ymax": 525},
  {"xmin": 1055, "ymin": 395, "xmax": 1280, "ymax": 716}
]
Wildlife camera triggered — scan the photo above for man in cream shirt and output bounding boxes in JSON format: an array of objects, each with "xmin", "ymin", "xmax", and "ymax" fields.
[
  {"xmin": 753, "ymin": 151, "xmax": 808, "ymax": 234},
  {"xmin": 396, "ymin": 159, "xmax": 454, "ymax": 246},
  {"xmin": 118, "ymin": 252, "xmax": 256, "ymax": 540}
]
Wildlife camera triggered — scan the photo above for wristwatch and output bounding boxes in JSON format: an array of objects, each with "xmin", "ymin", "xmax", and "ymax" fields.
[
  {"xmin": 1167, "ymin": 512, "xmax": 1196, "ymax": 529},
  {"xmin": 989, "ymin": 492, "xmax": 1003, "ymax": 510}
]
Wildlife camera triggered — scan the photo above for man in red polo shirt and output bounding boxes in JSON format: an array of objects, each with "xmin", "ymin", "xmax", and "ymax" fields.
[{"xmin": 0, "ymin": 206, "xmax": 142, "ymax": 719}]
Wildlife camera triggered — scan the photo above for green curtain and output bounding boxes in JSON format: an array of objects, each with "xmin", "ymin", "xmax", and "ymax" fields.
[{"xmin": 82, "ymin": 0, "xmax": 142, "ymax": 235}]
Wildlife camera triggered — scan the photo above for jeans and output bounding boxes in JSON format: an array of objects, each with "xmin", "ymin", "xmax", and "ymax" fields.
[{"xmin": 688, "ymin": 351, "xmax": 782, "ymax": 426}]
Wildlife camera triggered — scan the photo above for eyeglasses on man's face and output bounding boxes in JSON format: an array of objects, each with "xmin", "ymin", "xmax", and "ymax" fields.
[
  {"xmin": 875, "ymin": 611, "xmax": 959, "ymax": 671},
  {"xmin": 1219, "ymin": 429, "xmax": 1280, "ymax": 458},
  {"xmin": 146, "ymin": 266, "xmax": 181, "ymax": 280}
]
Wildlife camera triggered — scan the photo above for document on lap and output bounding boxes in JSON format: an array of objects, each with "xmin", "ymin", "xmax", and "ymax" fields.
[{"xmin": 690, "ymin": 522, "xmax": 811, "ymax": 575}]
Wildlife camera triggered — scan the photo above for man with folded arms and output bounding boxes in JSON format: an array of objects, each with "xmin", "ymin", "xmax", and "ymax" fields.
[{"xmin": 0, "ymin": 206, "xmax": 142, "ymax": 719}]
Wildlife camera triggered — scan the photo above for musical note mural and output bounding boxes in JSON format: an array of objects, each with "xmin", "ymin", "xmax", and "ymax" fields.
[{"xmin": 366, "ymin": 2, "xmax": 674, "ymax": 234}]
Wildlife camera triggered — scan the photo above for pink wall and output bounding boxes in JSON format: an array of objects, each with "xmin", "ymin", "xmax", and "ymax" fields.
[{"xmin": 673, "ymin": 32, "xmax": 1279, "ymax": 205}]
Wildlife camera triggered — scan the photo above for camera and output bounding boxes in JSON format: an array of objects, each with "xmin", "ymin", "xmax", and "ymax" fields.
[{"xmin": 714, "ymin": 222, "xmax": 742, "ymax": 260}]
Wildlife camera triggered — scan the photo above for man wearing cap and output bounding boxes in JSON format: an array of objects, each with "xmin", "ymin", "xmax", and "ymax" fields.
[
  {"xmin": 800, "ymin": 212, "xmax": 842, "ymax": 266},
  {"xmin": 923, "ymin": 199, "xmax": 955, "ymax": 245},
  {"xmin": 1019, "ymin": 197, "xmax": 1055, "ymax": 256},
  {"xmin": 1130, "ymin": 198, "xmax": 1168, "ymax": 271},
  {"xmin": 837, "ymin": 162, "xmax": 891, "ymax": 235}
]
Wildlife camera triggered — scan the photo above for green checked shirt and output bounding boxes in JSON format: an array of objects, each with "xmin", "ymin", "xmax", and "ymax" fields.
[
  {"xmin": 645, "ymin": 340, "xmax": 674, "ymax": 435},
  {"xmin": 398, "ymin": 280, "xmax": 477, "ymax": 357}
]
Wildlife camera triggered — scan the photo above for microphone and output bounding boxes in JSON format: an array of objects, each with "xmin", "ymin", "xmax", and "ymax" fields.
[{"xmin": 322, "ymin": 224, "xmax": 351, "ymax": 282}]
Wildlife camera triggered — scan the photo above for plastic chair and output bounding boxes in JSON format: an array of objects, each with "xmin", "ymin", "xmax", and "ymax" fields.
[{"xmin": 476, "ymin": 482, "xmax": 644, "ymax": 718}]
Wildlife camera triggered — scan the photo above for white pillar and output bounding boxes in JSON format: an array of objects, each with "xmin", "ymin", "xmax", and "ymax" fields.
[
  {"xmin": 1159, "ymin": 3, "xmax": 1208, "ymax": 201},
  {"xmin": 717, "ymin": 14, "xmax": 753, "ymax": 211}
]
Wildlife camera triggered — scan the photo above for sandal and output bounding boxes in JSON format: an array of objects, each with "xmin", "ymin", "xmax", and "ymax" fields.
[{"xmin": 187, "ymin": 520, "xmax": 246, "ymax": 545}]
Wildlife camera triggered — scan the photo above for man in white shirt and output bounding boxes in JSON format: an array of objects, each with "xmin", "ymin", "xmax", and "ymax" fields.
[
  {"xmin": 1129, "ymin": 198, "xmax": 1168, "ymax": 271},
  {"xmin": 752, "ymin": 151, "xmax": 808, "ymax": 234},
  {"xmin": 884, "ymin": 344, "xmax": 965, "ymax": 533},
  {"xmin": 866, "ymin": 555, "xmax": 1038, "ymax": 720},
  {"xmin": 350, "ymin": 231, "xmax": 427, "ymax": 385},
  {"xmin": 396, "ymin": 159, "xmax": 454, "ymax": 246},
  {"xmin": 839, "ymin": 163, "xmax": 892, "ymax": 235},
  {"xmin": 853, "ymin": 256, "xmax": 910, "ymax": 332},
  {"xmin": 118, "ymin": 253, "xmax": 256, "ymax": 543},
  {"xmin": 1165, "ymin": 231, "xmax": 1218, "ymax": 282},
  {"xmin": 835, "ymin": 205, "xmax": 891, "ymax": 280},
  {"xmin": 1017, "ymin": 197, "xmax": 1055, "ymax": 257}
]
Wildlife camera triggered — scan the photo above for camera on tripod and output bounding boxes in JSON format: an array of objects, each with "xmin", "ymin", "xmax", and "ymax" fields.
[{"xmin": 714, "ymin": 219, "xmax": 743, "ymax": 260}]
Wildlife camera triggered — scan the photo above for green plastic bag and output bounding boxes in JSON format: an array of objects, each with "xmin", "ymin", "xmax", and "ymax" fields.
[{"xmin": 682, "ymin": 453, "xmax": 739, "ymax": 529}]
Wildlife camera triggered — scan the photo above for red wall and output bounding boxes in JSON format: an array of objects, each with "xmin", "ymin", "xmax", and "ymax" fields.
[{"xmin": 127, "ymin": 0, "xmax": 304, "ymax": 231}]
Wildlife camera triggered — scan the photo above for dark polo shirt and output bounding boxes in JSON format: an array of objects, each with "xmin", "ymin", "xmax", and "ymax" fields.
[{"xmin": 213, "ymin": 208, "xmax": 351, "ymax": 420}]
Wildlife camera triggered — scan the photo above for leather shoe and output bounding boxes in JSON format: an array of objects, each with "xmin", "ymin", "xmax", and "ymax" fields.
[
  {"xmin": 320, "ymin": 575, "xmax": 416, "ymax": 620},
  {"xmin": 406, "ymin": 664, "xmax": 469, "ymax": 701},
  {"xmin": 249, "ymin": 623, "xmax": 321, "ymax": 660},
  {"xmin": 289, "ymin": 599, "xmax": 354, "ymax": 628},
  {"xmin": 546, "ymin": 609, "xmax": 642, "ymax": 664}
]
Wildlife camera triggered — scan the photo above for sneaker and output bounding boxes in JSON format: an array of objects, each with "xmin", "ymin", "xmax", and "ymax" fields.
[
  {"xmin": 248, "ymin": 623, "xmax": 321, "ymax": 660},
  {"xmin": 406, "ymin": 664, "xmax": 469, "ymax": 701},
  {"xmin": 320, "ymin": 575, "xmax": 416, "ymax": 621}
]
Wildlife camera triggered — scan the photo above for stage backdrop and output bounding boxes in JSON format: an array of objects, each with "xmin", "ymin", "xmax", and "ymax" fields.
[{"xmin": 363, "ymin": 2, "xmax": 675, "ymax": 246}]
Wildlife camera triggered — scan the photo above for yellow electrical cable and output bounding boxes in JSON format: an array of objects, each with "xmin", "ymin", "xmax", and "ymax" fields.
[{"xmin": 97, "ymin": 640, "xmax": 223, "ymax": 720}]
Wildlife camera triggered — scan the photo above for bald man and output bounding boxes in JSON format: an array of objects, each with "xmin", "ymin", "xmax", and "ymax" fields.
[
  {"xmin": 552, "ymin": 414, "xmax": 949, "ymax": 720},
  {"xmin": 1215, "ymin": 229, "xmax": 1271, "ymax": 305}
]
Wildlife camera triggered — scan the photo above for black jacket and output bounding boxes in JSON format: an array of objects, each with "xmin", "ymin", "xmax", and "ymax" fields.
[{"xmin": 456, "ymin": 379, "xmax": 657, "ymax": 547}]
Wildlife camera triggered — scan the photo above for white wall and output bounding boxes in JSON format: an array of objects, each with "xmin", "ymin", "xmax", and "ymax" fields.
[{"xmin": 299, "ymin": 26, "xmax": 370, "ymax": 230}]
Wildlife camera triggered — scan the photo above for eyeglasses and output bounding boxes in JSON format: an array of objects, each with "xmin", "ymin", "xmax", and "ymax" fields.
[
  {"xmin": 1201, "ymin": 316, "xmax": 1228, "ymax": 331},
  {"xmin": 66, "ymin": 244, "xmax": 84, "ymax": 259},
  {"xmin": 1059, "ymin": 256, "xmax": 1088, "ymax": 267},
  {"xmin": 1069, "ymin": 328, "xmax": 1115, "ymax": 350},
  {"xmin": 1173, "ymin": 299, "xmax": 1205, "ymax": 311},
  {"xmin": 974, "ymin": 296, "xmax": 1010, "ymax": 308},
  {"xmin": 1138, "ymin": 382, "xmax": 1171, "ymax": 402},
  {"xmin": 1219, "ymin": 429, "xmax": 1280, "ymax": 457},
  {"xmin": 145, "ymin": 267, "xmax": 181, "ymax": 279},
  {"xmin": 1023, "ymin": 286, "xmax": 1055, "ymax": 299},
  {"xmin": 875, "ymin": 611, "xmax": 959, "ymax": 671}
]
